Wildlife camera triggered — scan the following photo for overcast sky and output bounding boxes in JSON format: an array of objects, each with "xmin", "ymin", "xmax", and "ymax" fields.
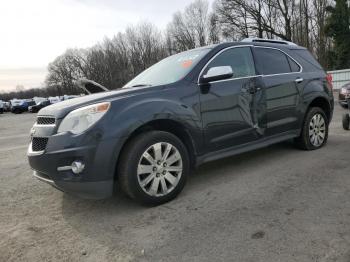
[{"xmin": 0, "ymin": 0, "xmax": 214, "ymax": 92}]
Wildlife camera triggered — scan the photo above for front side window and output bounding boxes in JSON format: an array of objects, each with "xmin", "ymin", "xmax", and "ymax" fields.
[
  {"xmin": 124, "ymin": 48, "xmax": 210, "ymax": 88},
  {"xmin": 203, "ymin": 47, "xmax": 256, "ymax": 79},
  {"xmin": 255, "ymin": 48, "xmax": 292, "ymax": 75}
]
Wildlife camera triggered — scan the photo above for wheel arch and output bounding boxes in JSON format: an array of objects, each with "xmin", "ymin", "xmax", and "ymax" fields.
[
  {"xmin": 306, "ymin": 96, "xmax": 332, "ymax": 122},
  {"xmin": 114, "ymin": 119, "xmax": 197, "ymax": 180}
]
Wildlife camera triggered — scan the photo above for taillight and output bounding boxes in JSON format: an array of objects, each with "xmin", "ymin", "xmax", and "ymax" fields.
[{"xmin": 326, "ymin": 73, "xmax": 333, "ymax": 90}]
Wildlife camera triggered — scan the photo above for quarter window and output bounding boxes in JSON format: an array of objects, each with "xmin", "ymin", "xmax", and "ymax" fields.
[
  {"xmin": 204, "ymin": 47, "xmax": 256, "ymax": 79},
  {"xmin": 255, "ymin": 48, "xmax": 292, "ymax": 75},
  {"xmin": 288, "ymin": 56, "xmax": 301, "ymax": 72}
]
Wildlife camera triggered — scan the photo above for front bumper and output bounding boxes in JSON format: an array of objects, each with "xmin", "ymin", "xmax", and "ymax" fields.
[
  {"xmin": 33, "ymin": 170, "xmax": 113, "ymax": 199},
  {"xmin": 27, "ymin": 129, "xmax": 125, "ymax": 199}
]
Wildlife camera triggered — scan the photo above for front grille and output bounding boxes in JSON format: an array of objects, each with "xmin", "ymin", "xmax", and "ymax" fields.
[
  {"xmin": 32, "ymin": 137, "xmax": 48, "ymax": 152},
  {"xmin": 37, "ymin": 117, "xmax": 55, "ymax": 125}
]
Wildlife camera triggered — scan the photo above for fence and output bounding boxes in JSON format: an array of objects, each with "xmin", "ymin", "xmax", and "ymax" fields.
[{"xmin": 327, "ymin": 69, "xmax": 350, "ymax": 89}]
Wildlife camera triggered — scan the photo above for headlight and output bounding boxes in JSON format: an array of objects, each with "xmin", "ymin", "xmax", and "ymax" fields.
[{"xmin": 57, "ymin": 102, "xmax": 110, "ymax": 134}]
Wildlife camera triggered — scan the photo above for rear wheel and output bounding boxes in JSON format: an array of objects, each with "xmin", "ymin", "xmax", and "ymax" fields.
[
  {"xmin": 118, "ymin": 131, "xmax": 190, "ymax": 205},
  {"xmin": 295, "ymin": 107, "xmax": 328, "ymax": 150},
  {"xmin": 343, "ymin": 113, "xmax": 350, "ymax": 130}
]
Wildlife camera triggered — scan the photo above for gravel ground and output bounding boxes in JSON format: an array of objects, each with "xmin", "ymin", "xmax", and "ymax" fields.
[{"xmin": 0, "ymin": 101, "xmax": 350, "ymax": 262}]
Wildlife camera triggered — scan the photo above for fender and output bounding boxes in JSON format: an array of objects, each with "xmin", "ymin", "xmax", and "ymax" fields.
[
  {"xmin": 297, "ymin": 76, "xmax": 334, "ymax": 130},
  {"xmin": 111, "ymin": 97, "xmax": 201, "ymax": 136}
]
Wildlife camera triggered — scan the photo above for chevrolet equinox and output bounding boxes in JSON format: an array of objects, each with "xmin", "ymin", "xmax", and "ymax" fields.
[{"xmin": 27, "ymin": 38, "xmax": 334, "ymax": 205}]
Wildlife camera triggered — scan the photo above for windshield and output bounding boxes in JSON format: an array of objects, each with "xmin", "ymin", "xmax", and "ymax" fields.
[{"xmin": 123, "ymin": 48, "xmax": 210, "ymax": 88}]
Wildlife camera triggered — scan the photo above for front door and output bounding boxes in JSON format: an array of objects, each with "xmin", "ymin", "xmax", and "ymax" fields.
[{"xmin": 199, "ymin": 46, "xmax": 266, "ymax": 152}]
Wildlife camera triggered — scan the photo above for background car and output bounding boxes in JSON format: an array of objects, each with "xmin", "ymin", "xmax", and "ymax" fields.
[
  {"xmin": 26, "ymin": 101, "xmax": 36, "ymax": 110},
  {"xmin": 4, "ymin": 102, "xmax": 11, "ymax": 112},
  {"xmin": 339, "ymin": 82, "xmax": 350, "ymax": 108},
  {"xmin": 29, "ymin": 100, "xmax": 51, "ymax": 113},
  {"xmin": 0, "ymin": 100, "xmax": 4, "ymax": 114},
  {"xmin": 11, "ymin": 100, "xmax": 37, "ymax": 113},
  {"xmin": 11, "ymin": 100, "xmax": 28, "ymax": 114}
]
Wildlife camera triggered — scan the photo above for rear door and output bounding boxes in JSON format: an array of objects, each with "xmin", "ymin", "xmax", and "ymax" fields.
[
  {"xmin": 253, "ymin": 46, "xmax": 302, "ymax": 136},
  {"xmin": 199, "ymin": 46, "xmax": 267, "ymax": 152}
]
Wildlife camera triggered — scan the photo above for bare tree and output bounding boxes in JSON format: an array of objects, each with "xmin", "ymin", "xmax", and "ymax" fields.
[
  {"xmin": 45, "ymin": 22, "xmax": 166, "ymax": 93},
  {"xmin": 126, "ymin": 22, "xmax": 167, "ymax": 75},
  {"xmin": 167, "ymin": 0, "xmax": 211, "ymax": 52},
  {"xmin": 4, "ymin": 0, "xmax": 341, "ymax": 102}
]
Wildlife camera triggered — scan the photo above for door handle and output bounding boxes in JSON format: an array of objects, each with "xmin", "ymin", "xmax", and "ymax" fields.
[
  {"xmin": 246, "ymin": 86, "xmax": 261, "ymax": 94},
  {"xmin": 295, "ymin": 77, "xmax": 304, "ymax": 84}
]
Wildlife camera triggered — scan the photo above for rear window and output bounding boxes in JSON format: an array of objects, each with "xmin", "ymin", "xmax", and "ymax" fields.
[
  {"xmin": 292, "ymin": 49, "xmax": 323, "ymax": 71},
  {"xmin": 255, "ymin": 48, "xmax": 291, "ymax": 75}
]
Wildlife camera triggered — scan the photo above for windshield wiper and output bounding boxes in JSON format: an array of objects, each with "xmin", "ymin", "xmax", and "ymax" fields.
[{"xmin": 130, "ymin": 84, "xmax": 152, "ymax": 87}]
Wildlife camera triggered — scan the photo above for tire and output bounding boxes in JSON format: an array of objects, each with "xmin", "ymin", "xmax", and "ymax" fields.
[
  {"xmin": 118, "ymin": 131, "xmax": 190, "ymax": 205},
  {"xmin": 343, "ymin": 113, "xmax": 350, "ymax": 130},
  {"xmin": 294, "ymin": 107, "xmax": 328, "ymax": 150}
]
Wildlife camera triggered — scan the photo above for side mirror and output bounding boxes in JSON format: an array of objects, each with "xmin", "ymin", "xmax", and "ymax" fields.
[{"xmin": 199, "ymin": 66, "xmax": 233, "ymax": 84}]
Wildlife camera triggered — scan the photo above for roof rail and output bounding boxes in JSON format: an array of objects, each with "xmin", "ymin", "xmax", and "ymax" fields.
[{"xmin": 241, "ymin": 38, "xmax": 298, "ymax": 46}]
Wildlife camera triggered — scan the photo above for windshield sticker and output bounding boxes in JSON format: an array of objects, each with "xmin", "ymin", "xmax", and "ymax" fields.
[{"xmin": 181, "ymin": 60, "xmax": 193, "ymax": 68}]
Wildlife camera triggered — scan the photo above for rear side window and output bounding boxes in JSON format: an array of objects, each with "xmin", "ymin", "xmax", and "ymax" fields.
[
  {"xmin": 255, "ymin": 47, "xmax": 291, "ymax": 75},
  {"xmin": 204, "ymin": 47, "xmax": 256, "ymax": 79}
]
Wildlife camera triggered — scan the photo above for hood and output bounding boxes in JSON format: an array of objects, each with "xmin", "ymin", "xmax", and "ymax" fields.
[{"xmin": 38, "ymin": 84, "xmax": 163, "ymax": 119}]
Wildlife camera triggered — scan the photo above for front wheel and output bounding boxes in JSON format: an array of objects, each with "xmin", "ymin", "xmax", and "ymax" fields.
[
  {"xmin": 295, "ymin": 107, "xmax": 328, "ymax": 150},
  {"xmin": 118, "ymin": 131, "xmax": 190, "ymax": 205}
]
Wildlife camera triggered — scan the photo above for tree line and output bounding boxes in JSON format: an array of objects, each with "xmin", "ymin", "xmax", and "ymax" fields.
[{"xmin": 2, "ymin": 0, "xmax": 350, "ymax": 100}]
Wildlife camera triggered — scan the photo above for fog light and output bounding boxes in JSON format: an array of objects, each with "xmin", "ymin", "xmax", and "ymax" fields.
[
  {"xmin": 71, "ymin": 161, "xmax": 85, "ymax": 174},
  {"xmin": 57, "ymin": 161, "xmax": 85, "ymax": 174}
]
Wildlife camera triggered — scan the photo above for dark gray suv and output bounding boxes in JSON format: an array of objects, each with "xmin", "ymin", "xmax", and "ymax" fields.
[{"xmin": 28, "ymin": 38, "xmax": 334, "ymax": 205}]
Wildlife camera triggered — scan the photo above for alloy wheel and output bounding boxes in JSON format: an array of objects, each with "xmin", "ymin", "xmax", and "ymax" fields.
[
  {"xmin": 309, "ymin": 113, "xmax": 326, "ymax": 147},
  {"xmin": 137, "ymin": 142, "xmax": 183, "ymax": 197}
]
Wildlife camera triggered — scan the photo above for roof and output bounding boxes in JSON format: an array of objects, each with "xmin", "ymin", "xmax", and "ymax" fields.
[{"xmin": 210, "ymin": 38, "xmax": 306, "ymax": 50}]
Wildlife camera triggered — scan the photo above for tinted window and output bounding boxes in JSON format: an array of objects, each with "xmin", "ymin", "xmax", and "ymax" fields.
[
  {"xmin": 288, "ymin": 56, "xmax": 300, "ymax": 72},
  {"xmin": 204, "ymin": 47, "xmax": 256, "ymax": 79},
  {"xmin": 255, "ymin": 48, "xmax": 291, "ymax": 75}
]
